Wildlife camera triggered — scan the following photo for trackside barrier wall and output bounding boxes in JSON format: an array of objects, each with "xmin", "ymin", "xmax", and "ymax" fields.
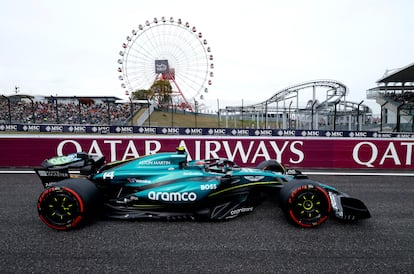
[
  {"xmin": 1, "ymin": 124, "xmax": 414, "ymax": 137},
  {"xmin": 1, "ymin": 134, "xmax": 413, "ymax": 169}
]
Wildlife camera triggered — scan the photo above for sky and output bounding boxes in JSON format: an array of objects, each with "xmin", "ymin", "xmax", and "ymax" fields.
[{"xmin": 1, "ymin": 0, "xmax": 414, "ymax": 114}]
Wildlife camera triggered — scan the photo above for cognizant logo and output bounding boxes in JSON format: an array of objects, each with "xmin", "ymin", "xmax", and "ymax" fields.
[{"xmin": 147, "ymin": 191, "xmax": 197, "ymax": 202}]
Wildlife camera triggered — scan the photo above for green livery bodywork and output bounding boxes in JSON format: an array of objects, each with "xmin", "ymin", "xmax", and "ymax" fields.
[{"xmin": 35, "ymin": 148, "xmax": 371, "ymax": 230}]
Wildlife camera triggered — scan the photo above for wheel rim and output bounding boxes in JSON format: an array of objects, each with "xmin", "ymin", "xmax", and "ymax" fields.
[
  {"xmin": 38, "ymin": 187, "xmax": 83, "ymax": 230},
  {"xmin": 288, "ymin": 186, "xmax": 331, "ymax": 227}
]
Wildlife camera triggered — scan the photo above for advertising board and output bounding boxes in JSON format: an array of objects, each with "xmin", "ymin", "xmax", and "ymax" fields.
[{"xmin": 1, "ymin": 135, "xmax": 413, "ymax": 169}]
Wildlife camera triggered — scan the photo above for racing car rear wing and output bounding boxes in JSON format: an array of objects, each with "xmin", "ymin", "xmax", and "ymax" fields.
[{"xmin": 35, "ymin": 152, "xmax": 105, "ymax": 188}]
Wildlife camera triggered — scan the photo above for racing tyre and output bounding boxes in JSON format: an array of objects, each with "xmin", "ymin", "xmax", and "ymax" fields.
[
  {"xmin": 37, "ymin": 179, "xmax": 100, "ymax": 230},
  {"xmin": 280, "ymin": 180, "xmax": 331, "ymax": 228}
]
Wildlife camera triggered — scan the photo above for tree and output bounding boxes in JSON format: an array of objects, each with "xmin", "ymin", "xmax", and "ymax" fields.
[
  {"xmin": 151, "ymin": 80, "xmax": 172, "ymax": 105},
  {"xmin": 131, "ymin": 89, "xmax": 153, "ymax": 100}
]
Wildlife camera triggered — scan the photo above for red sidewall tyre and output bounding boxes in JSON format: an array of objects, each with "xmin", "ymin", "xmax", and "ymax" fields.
[
  {"xmin": 37, "ymin": 179, "xmax": 99, "ymax": 230},
  {"xmin": 280, "ymin": 180, "xmax": 331, "ymax": 228}
]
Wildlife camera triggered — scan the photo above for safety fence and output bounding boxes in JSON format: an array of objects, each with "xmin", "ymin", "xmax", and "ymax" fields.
[{"xmin": 1, "ymin": 123, "xmax": 414, "ymax": 138}]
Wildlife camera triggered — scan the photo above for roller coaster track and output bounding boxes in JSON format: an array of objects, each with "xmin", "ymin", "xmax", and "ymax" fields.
[
  {"xmin": 225, "ymin": 79, "xmax": 349, "ymax": 112},
  {"xmin": 263, "ymin": 80, "xmax": 347, "ymax": 111},
  {"xmin": 222, "ymin": 80, "xmax": 373, "ymax": 130},
  {"xmin": 266, "ymin": 79, "xmax": 347, "ymax": 105}
]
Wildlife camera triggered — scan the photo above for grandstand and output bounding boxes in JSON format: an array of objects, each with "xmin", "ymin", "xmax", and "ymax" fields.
[
  {"xmin": 367, "ymin": 62, "xmax": 414, "ymax": 132},
  {"xmin": 0, "ymin": 94, "xmax": 142, "ymax": 125}
]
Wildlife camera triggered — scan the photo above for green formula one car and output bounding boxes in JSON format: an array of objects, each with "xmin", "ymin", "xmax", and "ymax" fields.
[{"xmin": 35, "ymin": 147, "xmax": 370, "ymax": 230}]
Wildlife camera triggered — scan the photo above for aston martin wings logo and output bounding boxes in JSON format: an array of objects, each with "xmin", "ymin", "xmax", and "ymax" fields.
[{"xmin": 244, "ymin": 176, "xmax": 265, "ymax": 182}]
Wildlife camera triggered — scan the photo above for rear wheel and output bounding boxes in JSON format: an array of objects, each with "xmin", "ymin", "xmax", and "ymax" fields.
[
  {"xmin": 37, "ymin": 179, "xmax": 99, "ymax": 230},
  {"xmin": 280, "ymin": 180, "xmax": 331, "ymax": 228}
]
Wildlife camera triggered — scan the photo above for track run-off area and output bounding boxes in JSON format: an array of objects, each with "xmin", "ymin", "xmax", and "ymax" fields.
[{"xmin": 0, "ymin": 170, "xmax": 413, "ymax": 273}]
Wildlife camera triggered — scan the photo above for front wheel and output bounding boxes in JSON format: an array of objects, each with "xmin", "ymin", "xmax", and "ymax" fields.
[
  {"xmin": 280, "ymin": 180, "xmax": 331, "ymax": 228},
  {"xmin": 37, "ymin": 179, "xmax": 100, "ymax": 230}
]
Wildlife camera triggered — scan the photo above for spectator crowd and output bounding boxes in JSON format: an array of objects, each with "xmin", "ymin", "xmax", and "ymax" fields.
[
  {"xmin": 0, "ymin": 99, "xmax": 136, "ymax": 125},
  {"xmin": 383, "ymin": 91, "xmax": 414, "ymax": 105}
]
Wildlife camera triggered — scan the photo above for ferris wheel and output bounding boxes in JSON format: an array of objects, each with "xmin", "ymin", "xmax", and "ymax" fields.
[{"xmin": 117, "ymin": 16, "xmax": 214, "ymax": 110}]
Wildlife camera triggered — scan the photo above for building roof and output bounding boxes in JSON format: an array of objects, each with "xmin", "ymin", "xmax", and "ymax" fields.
[{"xmin": 377, "ymin": 62, "xmax": 414, "ymax": 83}]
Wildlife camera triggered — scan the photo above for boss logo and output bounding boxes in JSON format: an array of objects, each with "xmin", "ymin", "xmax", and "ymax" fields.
[{"xmin": 200, "ymin": 184, "xmax": 217, "ymax": 190}]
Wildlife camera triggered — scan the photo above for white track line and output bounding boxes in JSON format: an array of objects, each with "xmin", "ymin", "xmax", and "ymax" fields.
[{"xmin": 0, "ymin": 170, "xmax": 36, "ymax": 174}]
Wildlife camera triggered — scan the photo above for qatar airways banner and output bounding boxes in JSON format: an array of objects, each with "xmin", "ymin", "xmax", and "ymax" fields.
[{"xmin": 1, "ymin": 135, "xmax": 413, "ymax": 169}]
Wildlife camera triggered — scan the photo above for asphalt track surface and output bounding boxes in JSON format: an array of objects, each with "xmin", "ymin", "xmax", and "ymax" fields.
[{"xmin": 0, "ymin": 172, "xmax": 413, "ymax": 273}]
